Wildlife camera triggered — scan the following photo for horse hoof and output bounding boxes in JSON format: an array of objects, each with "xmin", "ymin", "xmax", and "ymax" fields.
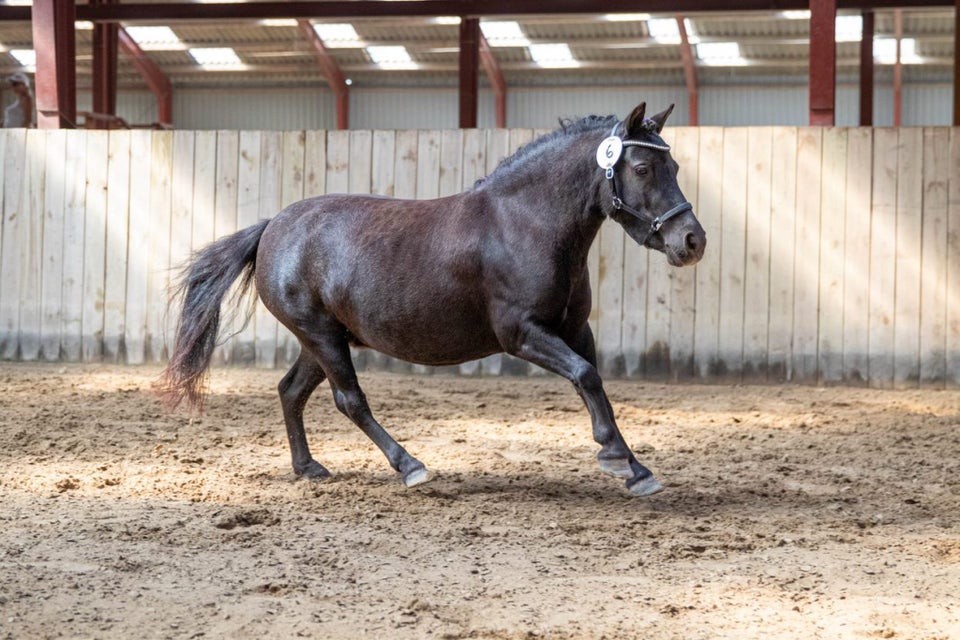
[
  {"xmin": 627, "ymin": 474, "xmax": 664, "ymax": 496},
  {"xmin": 296, "ymin": 460, "xmax": 332, "ymax": 481},
  {"xmin": 402, "ymin": 466, "xmax": 431, "ymax": 488},
  {"xmin": 598, "ymin": 457, "xmax": 633, "ymax": 479}
]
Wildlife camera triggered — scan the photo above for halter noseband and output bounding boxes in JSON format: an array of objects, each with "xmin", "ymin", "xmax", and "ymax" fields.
[{"xmin": 602, "ymin": 120, "xmax": 693, "ymax": 246}]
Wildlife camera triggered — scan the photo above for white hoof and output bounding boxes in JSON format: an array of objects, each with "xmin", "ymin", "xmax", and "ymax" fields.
[
  {"xmin": 627, "ymin": 475, "xmax": 664, "ymax": 496},
  {"xmin": 403, "ymin": 467, "xmax": 431, "ymax": 488},
  {"xmin": 598, "ymin": 458, "xmax": 633, "ymax": 479}
]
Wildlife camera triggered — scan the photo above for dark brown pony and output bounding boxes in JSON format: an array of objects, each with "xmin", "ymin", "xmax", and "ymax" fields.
[{"xmin": 161, "ymin": 102, "xmax": 706, "ymax": 496}]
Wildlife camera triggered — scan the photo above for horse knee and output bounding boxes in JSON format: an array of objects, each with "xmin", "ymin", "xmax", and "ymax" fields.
[
  {"xmin": 572, "ymin": 362, "xmax": 603, "ymax": 395},
  {"xmin": 333, "ymin": 387, "xmax": 368, "ymax": 422}
]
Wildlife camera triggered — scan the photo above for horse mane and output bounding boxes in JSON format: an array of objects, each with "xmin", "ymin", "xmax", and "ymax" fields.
[{"xmin": 477, "ymin": 114, "xmax": 618, "ymax": 188}]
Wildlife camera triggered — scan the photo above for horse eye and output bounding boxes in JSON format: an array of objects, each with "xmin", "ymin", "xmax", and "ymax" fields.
[{"xmin": 634, "ymin": 165, "xmax": 648, "ymax": 176}]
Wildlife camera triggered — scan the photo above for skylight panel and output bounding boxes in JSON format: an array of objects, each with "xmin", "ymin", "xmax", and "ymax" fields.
[
  {"xmin": 124, "ymin": 26, "xmax": 184, "ymax": 51},
  {"xmin": 781, "ymin": 10, "xmax": 811, "ymax": 20},
  {"xmin": 433, "ymin": 17, "xmax": 462, "ymax": 25},
  {"xmin": 696, "ymin": 42, "xmax": 746, "ymax": 66},
  {"xmin": 480, "ymin": 21, "xmax": 529, "ymax": 47},
  {"xmin": 312, "ymin": 23, "xmax": 364, "ymax": 48},
  {"xmin": 260, "ymin": 19, "xmax": 299, "ymax": 27},
  {"xmin": 874, "ymin": 38, "xmax": 922, "ymax": 65},
  {"xmin": 604, "ymin": 13, "xmax": 651, "ymax": 22},
  {"xmin": 365, "ymin": 45, "xmax": 417, "ymax": 70},
  {"xmin": 188, "ymin": 47, "xmax": 245, "ymax": 69},
  {"xmin": 528, "ymin": 43, "xmax": 579, "ymax": 69},
  {"xmin": 9, "ymin": 49, "xmax": 36, "ymax": 68},
  {"xmin": 76, "ymin": 21, "xmax": 95, "ymax": 30},
  {"xmin": 835, "ymin": 15, "xmax": 863, "ymax": 42},
  {"xmin": 645, "ymin": 18, "xmax": 681, "ymax": 44}
]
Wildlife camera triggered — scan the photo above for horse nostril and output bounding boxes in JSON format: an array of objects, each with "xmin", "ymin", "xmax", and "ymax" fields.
[{"xmin": 685, "ymin": 232, "xmax": 702, "ymax": 254}]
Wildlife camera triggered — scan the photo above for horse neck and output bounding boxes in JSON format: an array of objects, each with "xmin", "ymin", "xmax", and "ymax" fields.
[{"xmin": 489, "ymin": 132, "xmax": 608, "ymax": 257}]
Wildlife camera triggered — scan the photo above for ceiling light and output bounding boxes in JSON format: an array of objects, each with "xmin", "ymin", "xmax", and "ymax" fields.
[
  {"xmin": 312, "ymin": 23, "xmax": 364, "ymax": 48},
  {"xmin": 696, "ymin": 42, "xmax": 746, "ymax": 66},
  {"xmin": 75, "ymin": 21, "xmax": 95, "ymax": 30},
  {"xmin": 528, "ymin": 43, "xmax": 579, "ymax": 69},
  {"xmin": 835, "ymin": 15, "xmax": 862, "ymax": 42},
  {"xmin": 433, "ymin": 17, "xmax": 462, "ymax": 25},
  {"xmin": 480, "ymin": 21, "xmax": 529, "ymax": 47},
  {"xmin": 604, "ymin": 13, "xmax": 651, "ymax": 22},
  {"xmin": 781, "ymin": 10, "xmax": 811, "ymax": 20},
  {"xmin": 365, "ymin": 45, "xmax": 417, "ymax": 70},
  {"xmin": 8, "ymin": 49, "xmax": 36, "ymax": 67},
  {"xmin": 188, "ymin": 47, "xmax": 245, "ymax": 68},
  {"xmin": 123, "ymin": 25, "xmax": 185, "ymax": 50}
]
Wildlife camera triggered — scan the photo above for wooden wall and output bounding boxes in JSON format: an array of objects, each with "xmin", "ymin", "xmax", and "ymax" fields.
[{"xmin": 0, "ymin": 127, "xmax": 957, "ymax": 388}]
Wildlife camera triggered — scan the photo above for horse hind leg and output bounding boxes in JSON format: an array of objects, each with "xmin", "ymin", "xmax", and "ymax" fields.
[
  {"xmin": 299, "ymin": 320, "xmax": 430, "ymax": 487},
  {"xmin": 279, "ymin": 350, "xmax": 332, "ymax": 480}
]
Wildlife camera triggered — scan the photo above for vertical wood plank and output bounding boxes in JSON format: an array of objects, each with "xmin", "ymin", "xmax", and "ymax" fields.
[
  {"xmin": 275, "ymin": 130, "xmax": 306, "ymax": 368},
  {"xmin": 621, "ymin": 228, "xmax": 648, "ymax": 377},
  {"xmin": 82, "ymin": 131, "xmax": 109, "ymax": 362},
  {"xmin": 816, "ymin": 128, "xmax": 848, "ymax": 384},
  {"xmin": 123, "ymin": 130, "xmax": 153, "ymax": 364},
  {"xmin": 303, "ymin": 129, "xmax": 327, "ymax": 199},
  {"xmin": 893, "ymin": 128, "xmax": 923, "ymax": 388},
  {"xmin": 767, "ymin": 127, "xmax": 798, "ymax": 381},
  {"xmin": 791, "ymin": 128, "xmax": 823, "ymax": 383},
  {"xmin": 349, "ymin": 130, "xmax": 373, "ymax": 195},
  {"xmin": 326, "ymin": 130, "xmax": 350, "ymax": 194},
  {"xmin": 693, "ymin": 127, "xmax": 724, "ymax": 380},
  {"xmin": 0, "ymin": 130, "xmax": 13, "ymax": 358},
  {"xmin": 40, "ymin": 130, "xmax": 66, "ymax": 361},
  {"xmin": 17, "ymin": 130, "xmax": 45, "ymax": 360},
  {"xmin": 255, "ymin": 131, "xmax": 282, "ymax": 368},
  {"xmin": 597, "ymin": 223, "xmax": 625, "ymax": 376},
  {"xmin": 919, "ymin": 127, "xmax": 950, "ymax": 387},
  {"xmin": 947, "ymin": 129, "xmax": 960, "ymax": 388},
  {"xmin": 212, "ymin": 130, "xmax": 240, "ymax": 365},
  {"xmin": 103, "ymin": 131, "xmax": 131, "ymax": 363},
  {"xmin": 371, "ymin": 130, "xmax": 396, "ymax": 198},
  {"xmin": 717, "ymin": 128, "xmax": 749, "ymax": 382},
  {"xmin": 439, "ymin": 129, "xmax": 463, "ymax": 198},
  {"xmin": 167, "ymin": 131, "xmax": 196, "ymax": 363},
  {"xmin": 233, "ymin": 130, "xmax": 261, "ymax": 365},
  {"xmin": 146, "ymin": 130, "xmax": 173, "ymax": 363},
  {"xmin": 61, "ymin": 130, "xmax": 87, "ymax": 362},
  {"xmin": 668, "ymin": 127, "xmax": 699, "ymax": 381},
  {"xmin": 842, "ymin": 128, "xmax": 873, "ymax": 384},
  {"xmin": 868, "ymin": 128, "xmax": 899, "ymax": 389},
  {"xmin": 742, "ymin": 127, "xmax": 773, "ymax": 382}
]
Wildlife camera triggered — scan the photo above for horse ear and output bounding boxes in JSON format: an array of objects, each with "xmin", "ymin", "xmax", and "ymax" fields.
[
  {"xmin": 624, "ymin": 102, "xmax": 647, "ymax": 136},
  {"xmin": 648, "ymin": 104, "xmax": 675, "ymax": 133}
]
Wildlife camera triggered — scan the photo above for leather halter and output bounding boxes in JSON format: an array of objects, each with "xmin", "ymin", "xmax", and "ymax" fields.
[{"xmin": 604, "ymin": 120, "xmax": 693, "ymax": 246}]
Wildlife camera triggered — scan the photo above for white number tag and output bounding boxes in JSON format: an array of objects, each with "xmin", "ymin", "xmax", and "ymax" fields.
[{"xmin": 596, "ymin": 136, "xmax": 623, "ymax": 170}]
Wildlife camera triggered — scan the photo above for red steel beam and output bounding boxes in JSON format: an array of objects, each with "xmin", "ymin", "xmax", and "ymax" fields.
[
  {"xmin": 118, "ymin": 28, "xmax": 173, "ymax": 126},
  {"xmin": 676, "ymin": 16, "xmax": 699, "ymax": 126},
  {"xmin": 297, "ymin": 19, "xmax": 350, "ymax": 130},
  {"xmin": 859, "ymin": 10, "xmax": 874, "ymax": 126},
  {"xmin": 459, "ymin": 17, "xmax": 479, "ymax": 129},
  {"xmin": 32, "ymin": 0, "xmax": 77, "ymax": 129},
  {"xmin": 479, "ymin": 33, "xmax": 507, "ymax": 128},
  {"xmin": 809, "ymin": 0, "xmax": 837, "ymax": 126},
  {"xmin": 92, "ymin": 0, "xmax": 118, "ymax": 126}
]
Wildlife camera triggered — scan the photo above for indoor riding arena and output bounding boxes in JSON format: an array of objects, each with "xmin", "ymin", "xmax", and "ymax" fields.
[{"xmin": 1, "ymin": 3, "xmax": 959, "ymax": 639}]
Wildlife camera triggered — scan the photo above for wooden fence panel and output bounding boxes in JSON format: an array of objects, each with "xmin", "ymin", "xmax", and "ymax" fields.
[
  {"xmin": 919, "ymin": 128, "xmax": 950, "ymax": 387},
  {"xmin": 0, "ymin": 126, "xmax": 958, "ymax": 388},
  {"xmin": 40, "ymin": 130, "xmax": 66, "ymax": 361},
  {"xmin": 842, "ymin": 128, "xmax": 873, "ymax": 384},
  {"xmin": 61, "ymin": 131, "xmax": 87, "ymax": 362},
  {"xmin": 816, "ymin": 128, "xmax": 848, "ymax": 384}
]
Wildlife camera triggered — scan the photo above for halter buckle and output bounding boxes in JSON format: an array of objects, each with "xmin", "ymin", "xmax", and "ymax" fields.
[{"xmin": 611, "ymin": 195, "xmax": 624, "ymax": 210}]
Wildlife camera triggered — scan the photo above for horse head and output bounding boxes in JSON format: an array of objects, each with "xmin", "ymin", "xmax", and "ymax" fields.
[{"xmin": 601, "ymin": 102, "xmax": 706, "ymax": 267}]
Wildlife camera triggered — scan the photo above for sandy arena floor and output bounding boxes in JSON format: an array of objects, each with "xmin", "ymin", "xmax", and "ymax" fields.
[{"xmin": 0, "ymin": 363, "xmax": 958, "ymax": 639}]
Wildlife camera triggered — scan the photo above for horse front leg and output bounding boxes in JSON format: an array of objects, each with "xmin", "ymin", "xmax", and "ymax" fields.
[{"xmin": 508, "ymin": 323, "xmax": 663, "ymax": 496}]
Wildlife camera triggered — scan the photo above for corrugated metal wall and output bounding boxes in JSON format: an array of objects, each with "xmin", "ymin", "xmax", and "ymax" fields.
[{"xmin": 99, "ymin": 83, "xmax": 953, "ymax": 131}]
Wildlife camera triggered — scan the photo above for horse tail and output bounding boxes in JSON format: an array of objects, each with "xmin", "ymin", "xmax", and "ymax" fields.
[{"xmin": 160, "ymin": 219, "xmax": 270, "ymax": 410}]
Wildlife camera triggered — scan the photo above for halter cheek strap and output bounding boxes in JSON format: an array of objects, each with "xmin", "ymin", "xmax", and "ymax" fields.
[{"xmin": 603, "ymin": 121, "xmax": 693, "ymax": 246}]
